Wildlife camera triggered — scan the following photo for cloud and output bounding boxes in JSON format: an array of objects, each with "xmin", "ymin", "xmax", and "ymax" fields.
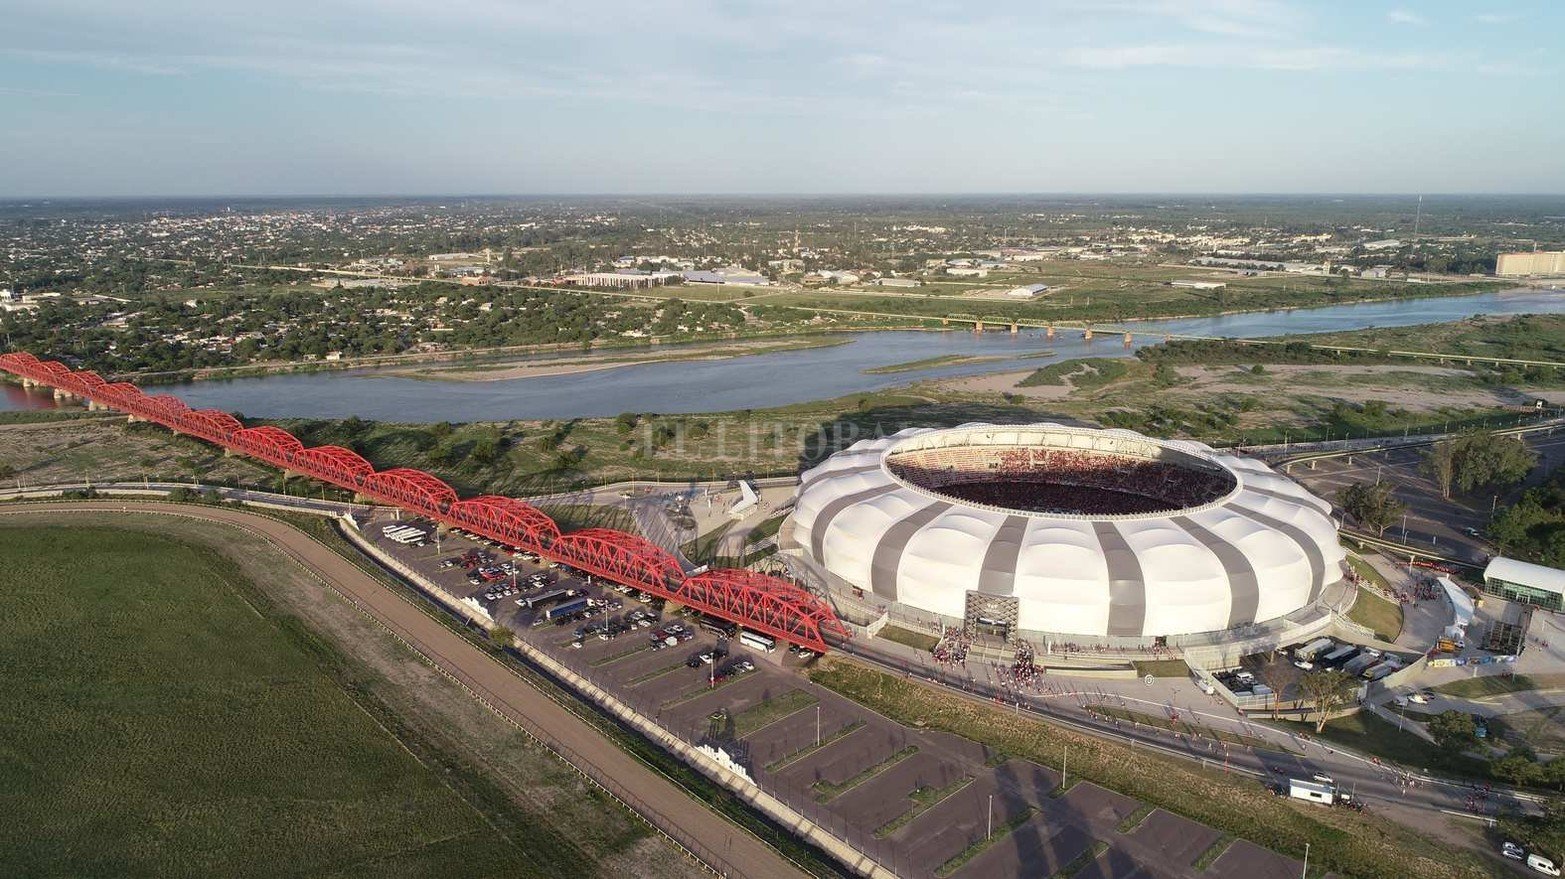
[
  {"xmin": 1474, "ymin": 12, "xmax": 1517, "ymax": 24},
  {"xmin": 1057, "ymin": 43, "xmax": 1442, "ymax": 72},
  {"xmin": 1386, "ymin": 8, "xmax": 1429, "ymax": 26}
]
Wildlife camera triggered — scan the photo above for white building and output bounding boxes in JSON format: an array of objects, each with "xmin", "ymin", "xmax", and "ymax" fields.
[
  {"xmin": 946, "ymin": 267, "xmax": 988, "ymax": 278},
  {"xmin": 1170, "ymin": 280, "xmax": 1226, "ymax": 290},
  {"xmin": 872, "ymin": 277, "xmax": 921, "ymax": 288},
  {"xmin": 1006, "ymin": 283, "xmax": 1051, "ymax": 298}
]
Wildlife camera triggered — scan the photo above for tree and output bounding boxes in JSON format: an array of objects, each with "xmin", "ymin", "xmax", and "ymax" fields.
[
  {"xmin": 1424, "ymin": 440, "xmax": 1457, "ymax": 500},
  {"xmin": 1428, "ymin": 710, "xmax": 1477, "ymax": 754},
  {"xmin": 1492, "ymin": 753, "xmax": 1543, "ymax": 788},
  {"xmin": 1437, "ymin": 430, "xmax": 1539, "ymax": 495},
  {"xmin": 1338, "ymin": 481, "xmax": 1406, "ymax": 537},
  {"xmin": 0, "ymin": 462, "xmax": 14, "ymax": 480},
  {"xmin": 489, "ymin": 625, "xmax": 515, "ymax": 649},
  {"xmin": 1299, "ymin": 669, "xmax": 1356, "ymax": 733}
]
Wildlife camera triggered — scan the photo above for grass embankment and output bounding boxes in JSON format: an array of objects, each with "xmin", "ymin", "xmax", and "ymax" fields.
[
  {"xmin": 877, "ymin": 625, "xmax": 941, "ymax": 652},
  {"xmin": 0, "ymin": 525, "xmax": 609, "ymax": 877},
  {"xmin": 1274, "ymin": 713, "xmax": 1490, "ymax": 779},
  {"xmin": 864, "ymin": 354, "xmax": 1002, "ymax": 375},
  {"xmin": 1434, "ymin": 673, "xmax": 1565, "ymax": 699},
  {"xmin": 1347, "ymin": 584, "xmax": 1403, "ymax": 642},
  {"xmin": 1131, "ymin": 659, "xmax": 1191, "ymax": 678},
  {"xmin": 809, "ymin": 657, "xmax": 1495, "ymax": 879}
]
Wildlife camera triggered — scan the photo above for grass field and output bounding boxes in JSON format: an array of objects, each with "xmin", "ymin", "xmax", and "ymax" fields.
[
  {"xmin": 809, "ymin": 657, "xmax": 1496, "ymax": 879},
  {"xmin": 0, "ymin": 524, "xmax": 655, "ymax": 879},
  {"xmin": 1434, "ymin": 673, "xmax": 1565, "ymax": 699},
  {"xmin": 1273, "ymin": 713, "xmax": 1489, "ymax": 779},
  {"xmin": 1347, "ymin": 586, "xmax": 1403, "ymax": 642}
]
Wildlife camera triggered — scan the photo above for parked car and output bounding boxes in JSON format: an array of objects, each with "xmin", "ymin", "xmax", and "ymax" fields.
[{"xmin": 1504, "ymin": 842, "xmax": 1526, "ymax": 861}]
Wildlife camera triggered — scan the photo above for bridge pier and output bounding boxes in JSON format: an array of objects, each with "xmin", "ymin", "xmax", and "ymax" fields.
[
  {"xmin": 1010, "ymin": 322, "xmax": 1018, "ymax": 335},
  {"xmin": 1046, "ymin": 325, "xmax": 1055, "ymax": 339},
  {"xmin": 1083, "ymin": 328, "xmax": 1093, "ymax": 341},
  {"xmin": 974, "ymin": 320, "xmax": 984, "ymax": 333},
  {"xmin": 1123, "ymin": 332, "xmax": 1133, "ymax": 347},
  {"xmin": 941, "ymin": 317, "xmax": 950, "ymax": 327}
]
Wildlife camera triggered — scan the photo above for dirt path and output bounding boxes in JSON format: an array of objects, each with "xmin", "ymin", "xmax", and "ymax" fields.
[{"xmin": 0, "ymin": 501, "xmax": 807, "ymax": 879}]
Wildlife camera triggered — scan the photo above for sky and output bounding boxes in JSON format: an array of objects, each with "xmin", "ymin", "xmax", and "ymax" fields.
[{"xmin": 1, "ymin": 0, "xmax": 1561, "ymax": 196}]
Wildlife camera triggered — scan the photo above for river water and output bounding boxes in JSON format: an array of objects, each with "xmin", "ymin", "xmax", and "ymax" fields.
[{"xmin": 5, "ymin": 288, "xmax": 1561, "ymax": 422}]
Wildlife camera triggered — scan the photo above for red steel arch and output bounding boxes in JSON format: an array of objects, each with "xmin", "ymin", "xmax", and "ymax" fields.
[
  {"xmin": 361, "ymin": 467, "xmax": 458, "ymax": 514},
  {"xmin": 231, "ymin": 426, "xmax": 304, "ymax": 466},
  {"xmin": 294, "ymin": 445, "xmax": 375, "ymax": 487},
  {"xmin": 450, "ymin": 495, "xmax": 560, "ymax": 550},
  {"xmin": 551, "ymin": 528, "xmax": 684, "ymax": 594},
  {"xmin": 186, "ymin": 408, "xmax": 243, "ymax": 441},
  {"xmin": 0, "ymin": 352, "xmax": 853, "ymax": 653},
  {"xmin": 72, "ymin": 370, "xmax": 108, "ymax": 393},
  {"xmin": 677, "ymin": 569, "xmax": 849, "ymax": 653}
]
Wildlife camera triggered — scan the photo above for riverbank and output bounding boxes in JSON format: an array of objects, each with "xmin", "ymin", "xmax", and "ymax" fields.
[{"xmin": 390, "ymin": 337, "xmax": 852, "ymax": 382}]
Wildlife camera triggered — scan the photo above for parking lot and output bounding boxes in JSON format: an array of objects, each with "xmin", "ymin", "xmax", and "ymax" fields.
[{"xmin": 364, "ymin": 515, "xmax": 1323, "ymax": 879}]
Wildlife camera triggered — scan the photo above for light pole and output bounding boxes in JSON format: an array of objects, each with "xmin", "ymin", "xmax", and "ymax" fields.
[
  {"xmin": 1302, "ymin": 842, "xmax": 1309, "ymax": 879},
  {"xmin": 1062, "ymin": 744, "xmax": 1069, "ymax": 790},
  {"xmin": 816, "ymin": 704, "xmax": 821, "ymax": 747},
  {"xmin": 986, "ymin": 793, "xmax": 993, "ymax": 839}
]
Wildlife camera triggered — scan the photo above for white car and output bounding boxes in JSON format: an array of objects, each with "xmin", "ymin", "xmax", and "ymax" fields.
[
  {"xmin": 1504, "ymin": 842, "xmax": 1526, "ymax": 860},
  {"xmin": 1408, "ymin": 691, "xmax": 1430, "ymax": 704}
]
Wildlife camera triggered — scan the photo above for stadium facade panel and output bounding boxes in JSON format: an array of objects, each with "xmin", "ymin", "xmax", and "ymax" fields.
[{"xmin": 785, "ymin": 424, "xmax": 1345, "ymax": 639}]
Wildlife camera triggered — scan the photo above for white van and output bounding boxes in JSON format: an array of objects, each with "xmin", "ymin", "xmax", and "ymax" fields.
[{"xmin": 1530, "ymin": 853, "xmax": 1561, "ymax": 876}]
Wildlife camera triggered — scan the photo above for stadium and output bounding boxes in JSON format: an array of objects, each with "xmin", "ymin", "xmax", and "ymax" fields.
[{"xmin": 780, "ymin": 424, "xmax": 1346, "ymax": 642}]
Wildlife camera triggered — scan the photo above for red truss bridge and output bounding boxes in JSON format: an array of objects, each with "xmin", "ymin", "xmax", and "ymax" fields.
[{"xmin": 0, "ymin": 352, "xmax": 849, "ymax": 653}]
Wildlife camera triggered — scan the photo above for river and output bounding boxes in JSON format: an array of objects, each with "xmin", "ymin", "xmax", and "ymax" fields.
[{"xmin": 5, "ymin": 288, "xmax": 1561, "ymax": 422}]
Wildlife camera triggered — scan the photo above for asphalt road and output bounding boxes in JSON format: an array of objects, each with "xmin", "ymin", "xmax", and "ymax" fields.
[
  {"xmin": 1291, "ymin": 432, "xmax": 1565, "ymax": 565},
  {"xmin": 0, "ymin": 501, "xmax": 806, "ymax": 879}
]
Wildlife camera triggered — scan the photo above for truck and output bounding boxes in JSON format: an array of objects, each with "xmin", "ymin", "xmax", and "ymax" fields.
[
  {"xmin": 521, "ymin": 588, "xmax": 574, "ymax": 610},
  {"xmin": 1320, "ymin": 645, "xmax": 1357, "ymax": 666},
  {"xmin": 1343, "ymin": 651, "xmax": 1381, "ymax": 676},
  {"xmin": 1288, "ymin": 778, "xmax": 1348, "ymax": 806},
  {"xmin": 1294, "ymin": 638, "xmax": 1335, "ymax": 663},
  {"xmin": 545, "ymin": 598, "xmax": 590, "ymax": 623}
]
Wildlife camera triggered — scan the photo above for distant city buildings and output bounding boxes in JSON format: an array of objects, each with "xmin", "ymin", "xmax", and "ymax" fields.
[
  {"xmin": 681, "ymin": 266, "xmax": 769, "ymax": 285},
  {"xmin": 1497, "ymin": 251, "xmax": 1565, "ymax": 277},
  {"xmin": 565, "ymin": 271, "xmax": 680, "ymax": 289}
]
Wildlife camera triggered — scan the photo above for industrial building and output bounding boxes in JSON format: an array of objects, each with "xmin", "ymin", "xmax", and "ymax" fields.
[
  {"xmin": 781, "ymin": 424, "xmax": 1344, "ymax": 641},
  {"xmin": 1497, "ymin": 251, "xmax": 1565, "ymax": 277},
  {"xmin": 1006, "ymin": 283, "xmax": 1050, "ymax": 298}
]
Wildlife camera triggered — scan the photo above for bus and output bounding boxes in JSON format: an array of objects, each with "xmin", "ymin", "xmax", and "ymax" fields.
[
  {"xmin": 739, "ymin": 631, "xmax": 775, "ymax": 654},
  {"xmin": 698, "ymin": 616, "xmax": 737, "ymax": 639},
  {"xmin": 546, "ymin": 598, "xmax": 590, "ymax": 623}
]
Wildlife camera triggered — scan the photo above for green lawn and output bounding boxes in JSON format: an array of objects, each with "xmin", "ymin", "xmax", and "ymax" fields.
[
  {"xmin": 877, "ymin": 625, "xmax": 941, "ymax": 652},
  {"xmin": 1346, "ymin": 586, "xmax": 1403, "ymax": 642},
  {"xmin": 1273, "ymin": 712, "xmax": 1489, "ymax": 779},
  {"xmin": 0, "ymin": 526, "xmax": 570, "ymax": 878},
  {"xmin": 1434, "ymin": 673, "xmax": 1565, "ymax": 699},
  {"xmin": 1132, "ymin": 659, "xmax": 1192, "ymax": 678}
]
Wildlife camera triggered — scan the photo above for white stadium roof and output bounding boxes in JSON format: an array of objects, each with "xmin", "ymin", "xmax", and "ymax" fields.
[{"xmin": 785, "ymin": 424, "xmax": 1345, "ymax": 639}]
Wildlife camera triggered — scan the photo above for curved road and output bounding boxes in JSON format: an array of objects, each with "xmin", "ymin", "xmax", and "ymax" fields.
[{"xmin": 0, "ymin": 501, "xmax": 805, "ymax": 879}]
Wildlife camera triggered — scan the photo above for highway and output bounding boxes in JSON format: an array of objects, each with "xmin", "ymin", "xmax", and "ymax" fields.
[{"xmin": 0, "ymin": 500, "xmax": 807, "ymax": 879}]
